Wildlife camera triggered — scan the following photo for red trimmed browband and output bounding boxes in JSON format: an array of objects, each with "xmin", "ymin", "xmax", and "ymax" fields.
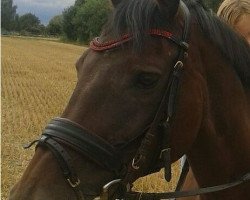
[{"xmin": 90, "ymin": 29, "xmax": 173, "ymax": 51}]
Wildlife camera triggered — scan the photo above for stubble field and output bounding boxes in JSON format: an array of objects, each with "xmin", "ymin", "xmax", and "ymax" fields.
[{"xmin": 2, "ymin": 37, "xmax": 180, "ymax": 199}]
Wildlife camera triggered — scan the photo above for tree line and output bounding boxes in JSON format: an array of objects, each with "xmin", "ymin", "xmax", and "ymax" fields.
[
  {"xmin": 2, "ymin": 0, "xmax": 222, "ymax": 44},
  {"xmin": 2, "ymin": 0, "xmax": 45, "ymax": 35}
]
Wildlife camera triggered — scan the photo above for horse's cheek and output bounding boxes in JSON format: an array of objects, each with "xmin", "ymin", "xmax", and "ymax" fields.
[{"xmin": 170, "ymin": 72, "xmax": 204, "ymax": 159}]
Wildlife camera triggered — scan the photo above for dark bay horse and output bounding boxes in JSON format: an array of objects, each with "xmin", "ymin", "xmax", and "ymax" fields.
[{"xmin": 9, "ymin": 0, "xmax": 250, "ymax": 199}]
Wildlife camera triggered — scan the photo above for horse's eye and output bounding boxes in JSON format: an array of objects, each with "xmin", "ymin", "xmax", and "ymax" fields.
[{"xmin": 135, "ymin": 73, "xmax": 160, "ymax": 89}]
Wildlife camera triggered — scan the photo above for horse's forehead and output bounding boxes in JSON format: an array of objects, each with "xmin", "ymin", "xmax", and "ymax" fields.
[
  {"xmin": 88, "ymin": 38, "xmax": 175, "ymax": 64},
  {"xmin": 85, "ymin": 49, "xmax": 164, "ymax": 71}
]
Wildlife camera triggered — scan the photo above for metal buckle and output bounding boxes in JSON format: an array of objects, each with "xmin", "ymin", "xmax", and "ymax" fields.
[
  {"xmin": 159, "ymin": 148, "xmax": 171, "ymax": 159},
  {"xmin": 131, "ymin": 155, "xmax": 142, "ymax": 170},
  {"xmin": 174, "ymin": 61, "xmax": 184, "ymax": 69},
  {"xmin": 67, "ymin": 177, "xmax": 81, "ymax": 188},
  {"xmin": 131, "ymin": 158, "xmax": 140, "ymax": 170},
  {"xmin": 94, "ymin": 179, "xmax": 123, "ymax": 200}
]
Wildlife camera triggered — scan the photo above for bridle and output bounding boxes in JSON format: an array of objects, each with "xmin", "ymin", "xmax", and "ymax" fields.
[{"xmin": 25, "ymin": 1, "xmax": 250, "ymax": 200}]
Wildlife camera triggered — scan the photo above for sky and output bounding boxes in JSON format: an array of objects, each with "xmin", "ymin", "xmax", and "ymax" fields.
[{"xmin": 14, "ymin": 0, "xmax": 75, "ymax": 25}]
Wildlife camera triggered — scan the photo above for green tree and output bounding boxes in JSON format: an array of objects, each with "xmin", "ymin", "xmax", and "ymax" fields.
[
  {"xmin": 47, "ymin": 15, "xmax": 63, "ymax": 36},
  {"xmin": 1, "ymin": 0, "xmax": 17, "ymax": 31},
  {"xmin": 62, "ymin": 6, "xmax": 78, "ymax": 41},
  {"xmin": 62, "ymin": 0, "xmax": 111, "ymax": 43},
  {"xmin": 74, "ymin": 0, "xmax": 111, "ymax": 42},
  {"xmin": 75, "ymin": 0, "xmax": 86, "ymax": 7},
  {"xmin": 19, "ymin": 13, "xmax": 43, "ymax": 35},
  {"xmin": 14, "ymin": 14, "xmax": 20, "ymax": 31}
]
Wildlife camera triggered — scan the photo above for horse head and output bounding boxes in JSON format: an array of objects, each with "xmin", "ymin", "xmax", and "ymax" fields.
[
  {"xmin": 46, "ymin": 0, "xmax": 204, "ymax": 198},
  {"xmin": 10, "ymin": 0, "xmax": 250, "ymax": 199}
]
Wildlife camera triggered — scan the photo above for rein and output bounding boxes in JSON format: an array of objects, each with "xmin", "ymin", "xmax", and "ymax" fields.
[
  {"xmin": 100, "ymin": 173, "xmax": 250, "ymax": 200},
  {"xmin": 24, "ymin": 1, "xmax": 250, "ymax": 200}
]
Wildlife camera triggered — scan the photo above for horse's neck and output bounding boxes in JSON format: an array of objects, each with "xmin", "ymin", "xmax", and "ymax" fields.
[{"xmin": 187, "ymin": 40, "xmax": 250, "ymax": 188}]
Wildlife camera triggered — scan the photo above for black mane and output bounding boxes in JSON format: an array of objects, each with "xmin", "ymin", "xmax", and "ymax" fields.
[
  {"xmin": 186, "ymin": 0, "xmax": 250, "ymax": 88},
  {"xmin": 103, "ymin": 0, "xmax": 250, "ymax": 88}
]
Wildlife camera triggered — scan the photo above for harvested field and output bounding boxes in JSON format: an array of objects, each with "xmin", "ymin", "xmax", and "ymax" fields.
[{"xmin": 2, "ymin": 37, "xmax": 180, "ymax": 199}]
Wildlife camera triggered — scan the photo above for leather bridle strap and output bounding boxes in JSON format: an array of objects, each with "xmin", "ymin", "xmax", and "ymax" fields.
[
  {"xmin": 23, "ymin": 118, "xmax": 125, "ymax": 200},
  {"xmin": 122, "ymin": 172, "xmax": 250, "ymax": 199},
  {"xmin": 42, "ymin": 117, "xmax": 123, "ymax": 172},
  {"xmin": 175, "ymin": 157, "xmax": 190, "ymax": 192},
  {"xmin": 24, "ymin": 133, "xmax": 84, "ymax": 199},
  {"xmin": 117, "ymin": 0, "xmax": 191, "ymax": 189}
]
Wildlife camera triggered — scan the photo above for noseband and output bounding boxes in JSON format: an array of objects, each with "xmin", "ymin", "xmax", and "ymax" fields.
[{"xmin": 25, "ymin": 1, "xmax": 250, "ymax": 200}]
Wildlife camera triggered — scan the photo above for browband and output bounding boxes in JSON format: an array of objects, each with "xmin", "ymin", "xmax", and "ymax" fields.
[{"xmin": 90, "ymin": 29, "xmax": 176, "ymax": 51}]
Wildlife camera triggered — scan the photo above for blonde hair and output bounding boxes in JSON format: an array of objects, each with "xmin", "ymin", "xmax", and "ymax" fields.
[{"xmin": 217, "ymin": 0, "xmax": 250, "ymax": 27}]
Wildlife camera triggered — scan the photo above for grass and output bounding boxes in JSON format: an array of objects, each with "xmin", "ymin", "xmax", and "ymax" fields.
[{"xmin": 1, "ymin": 36, "xmax": 180, "ymax": 199}]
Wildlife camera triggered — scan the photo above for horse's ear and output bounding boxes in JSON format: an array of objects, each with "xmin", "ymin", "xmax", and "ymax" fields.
[
  {"xmin": 110, "ymin": 0, "xmax": 121, "ymax": 7},
  {"xmin": 157, "ymin": 0, "xmax": 180, "ymax": 19}
]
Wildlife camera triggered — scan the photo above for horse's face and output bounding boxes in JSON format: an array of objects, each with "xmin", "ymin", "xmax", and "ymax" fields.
[
  {"xmin": 61, "ymin": 38, "xmax": 178, "ymax": 187},
  {"xmin": 65, "ymin": 40, "xmax": 178, "ymax": 144},
  {"xmin": 10, "ymin": 1, "xmax": 250, "ymax": 200},
  {"xmin": 61, "ymin": 29, "xmax": 204, "ymax": 199},
  {"xmin": 60, "ymin": 1, "xmax": 205, "ymax": 198}
]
